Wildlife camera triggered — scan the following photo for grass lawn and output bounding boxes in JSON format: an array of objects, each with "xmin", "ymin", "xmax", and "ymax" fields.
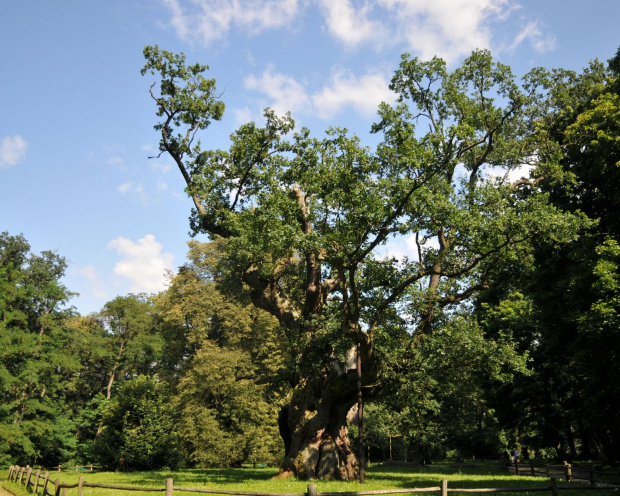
[{"xmin": 3, "ymin": 462, "xmax": 617, "ymax": 496}]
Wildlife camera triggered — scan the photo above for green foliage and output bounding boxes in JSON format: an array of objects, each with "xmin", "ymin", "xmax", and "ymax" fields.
[
  {"xmin": 0, "ymin": 232, "xmax": 79, "ymax": 466},
  {"xmin": 6, "ymin": 44, "xmax": 620, "ymax": 471},
  {"xmin": 367, "ymin": 314, "xmax": 528, "ymax": 462},
  {"xmin": 475, "ymin": 47, "xmax": 620, "ymax": 463},
  {"xmin": 100, "ymin": 294, "xmax": 164, "ymax": 393},
  {"xmin": 155, "ymin": 246, "xmax": 286, "ymax": 467},
  {"xmin": 142, "ymin": 46, "xmax": 592, "ymax": 478},
  {"xmin": 95, "ymin": 375, "xmax": 179, "ymax": 470},
  {"xmin": 175, "ymin": 341, "xmax": 282, "ymax": 467}
]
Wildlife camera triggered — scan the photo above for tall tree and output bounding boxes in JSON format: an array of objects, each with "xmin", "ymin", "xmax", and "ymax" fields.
[
  {"xmin": 154, "ymin": 240, "xmax": 287, "ymax": 467},
  {"xmin": 99, "ymin": 294, "xmax": 163, "ymax": 400},
  {"xmin": 0, "ymin": 232, "xmax": 78, "ymax": 466},
  {"xmin": 478, "ymin": 48, "xmax": 620, "ymax": 463},
  {"xmin": 95, "ymin": 375, "xmax": 179, "ymax": 470},
  {"xmin": 142, "ymin": 47, "xmax": 583, "ymax": 479}
]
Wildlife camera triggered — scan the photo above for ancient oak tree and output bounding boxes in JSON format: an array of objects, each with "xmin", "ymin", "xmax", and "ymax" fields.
[{"xmin": 142, "ymin": 46, "xmax": 581, "ymax": 479}]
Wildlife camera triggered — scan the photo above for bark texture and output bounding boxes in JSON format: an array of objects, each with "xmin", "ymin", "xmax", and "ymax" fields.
[{"xmin": 279, "ymin": 366, "xmax": 360, "ymax": 480}]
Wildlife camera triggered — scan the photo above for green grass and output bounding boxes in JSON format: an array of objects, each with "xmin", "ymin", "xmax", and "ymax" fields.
[{"xmin": 3, "ymin": 462, "xmax": 617, "ymax": 496}]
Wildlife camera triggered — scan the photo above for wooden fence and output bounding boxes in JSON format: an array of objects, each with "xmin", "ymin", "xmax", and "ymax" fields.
[
  {"xmin": 5, "ymin": 466, "xmax": 620, "ymax": 496},
  {"xmin": 46, "ymin": 465, "xmax": 106, "ymax": 473},
  {"xmin": 502, "ymin": 462, "xmax": 620, "ymax": 486}
]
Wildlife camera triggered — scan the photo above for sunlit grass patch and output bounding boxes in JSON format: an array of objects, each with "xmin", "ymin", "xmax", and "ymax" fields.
[{"xmin": 4, "ymin": 462, "xmax": 617, "ymax": 496}]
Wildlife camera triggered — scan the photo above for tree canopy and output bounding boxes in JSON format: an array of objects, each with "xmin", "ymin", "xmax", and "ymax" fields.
[{"xmin": 141, "ymin": 46, "xmax": 585, "ymax": 479}]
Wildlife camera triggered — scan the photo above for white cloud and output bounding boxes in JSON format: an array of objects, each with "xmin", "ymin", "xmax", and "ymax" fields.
[
  {"xmin": 244, "ymin": 67, "xmax": 310, "ymax": 116},
  {"xmin": 243, "ymin": 65, "xmax": 395, "ymax": 120},
  {"xmin": 318, "ymin": 0, "xmax": 388, "ymax": 48},
  {"xmin": 378, "ymin": 0, "xmax": 511, "ymax": 62},
  {"xmin": 107, "ymin": 234, "xmax": 175, "ymax": 294},
  {"xmin": 118, "ymin": 181, "xmax": 147, "ymax": 205},
  {"xmin": 161, "ymin": 0, "xmax": 300, "ymax": 45},
  {"xmin": 0, "ymin": 134, "xmax": 27, "ymax": 168},
  {"xmin": 487, "ymin": 163, "xmax": 535, "ymax": 184},
  {"xmin": 107, "ymin": 156, "xmax": 124, "ymax": 167},
  {"xmin": 507, "ymin": 20, "xmax": 557, "ymax": 53},
  {"xmin": 315, "ymin": 0, "xmax": 522, "ymax": 63},
  {"xmin": 150, "ymin": 161, "xmax": 172, "ymax": 174},
  {"xmin": 313, "ymin": 69, "xmax": 396, "ymax": 119},
  {"xmin": 77, "ymin": 265, "xmax": 107, "ymax": 299},
  {"xmin": 380, "ymin": 233, "xmax": 440, "ymax": 262},
  {"xmin": 160, "ymin": 0, "xmax": 552, "ymax": 65},
  {"xmin": 156, "ymin": 178, "xmax": 169, "ymax": 191},
  {"xmin": 233, "ymin": 106, "xmax": 258, "ymax": 126}
]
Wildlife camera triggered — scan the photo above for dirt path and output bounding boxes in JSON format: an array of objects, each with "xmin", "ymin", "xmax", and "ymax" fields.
[{"xmin": 0, "ymin": 485, "xmax": 16, "ymax": 496}]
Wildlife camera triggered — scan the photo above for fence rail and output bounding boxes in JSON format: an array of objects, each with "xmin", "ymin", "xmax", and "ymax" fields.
[
  {"xmin": 502, "ymin": 462, "xmax": 620, "ymax": 486},
  {"xmin": 5, "ymin": 465, "xmax": 620, "ymax": 496}
]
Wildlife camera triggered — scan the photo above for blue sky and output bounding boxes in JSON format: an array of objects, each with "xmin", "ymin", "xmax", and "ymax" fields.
[{"xmin": 1, "ymin": 0, "xmax": 619, "ymax": 315}]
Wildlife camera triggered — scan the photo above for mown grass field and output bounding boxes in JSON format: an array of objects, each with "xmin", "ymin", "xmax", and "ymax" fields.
[{"xmin": 3, "ymin": 462, "xmax": 618, "ymax": 496}]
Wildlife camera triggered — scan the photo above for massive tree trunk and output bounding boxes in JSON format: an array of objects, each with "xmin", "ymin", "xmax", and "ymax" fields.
[{"xmin": 278, "ymin": 364, "xmax": 360, "ymax": 480}]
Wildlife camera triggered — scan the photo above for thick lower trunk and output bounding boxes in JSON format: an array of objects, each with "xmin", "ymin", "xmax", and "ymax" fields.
[{"xmin": 278, "ymin": 366, "xmax": 360, "ymax": 480}]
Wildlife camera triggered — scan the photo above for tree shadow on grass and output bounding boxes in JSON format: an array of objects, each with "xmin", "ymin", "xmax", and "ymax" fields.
[{"xmin": 125, "ymin": 468, "xmax": 281, "ymax": 488}]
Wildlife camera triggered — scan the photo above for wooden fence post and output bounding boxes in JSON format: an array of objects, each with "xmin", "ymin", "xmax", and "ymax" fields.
[
  {"xmin": 54, "ymin": 479, "xmax": 61, "ymax": 496},
  {"xmin": 307, "ymin": 483, "xmax": 317, "ymax": 496},
  {"xmin": 545, "ymin": 465, "xmax": 550, "ymax": 477},
  {"xmin": 26, "ymin": 466, "xmax": 33, "ymax": 488},
  {"xmin": 514, "ymin": 461, "xmax": 519, "ymax": 475},
  {"xmin": 530, "ymin": 462, "xmax": 535, "ymax": 476},
  {"xmin": 565, "ymin": 463, "xmax": 572, "ymax": 482},
  {"xmin": 78, "ymin": 476, "xmax": 84, "ymax": 496},
  {"xmin": 34, "ymin": 469, "xmax": 41, "ymax": 493},
  {"xmin": 589, "ymin": 468, "xmax": 595, "ymax": 485},
  {"xmin": 441, "ymin": 479, "xmax": 448, "ymax": 496},
  {"xmin": 166, "ymin": 478, "xmax": 173, "ymax": 496},
  {"xmin": 43, "ymin": 472, "xmax": 50, "ymax": 496},
  {"xmin": 19, "ymin": 466, "xmax": 25, "ymax": 484},
  {"xmin": 551, "ymin": 477, "xmax": 559, "ymax": 496}
]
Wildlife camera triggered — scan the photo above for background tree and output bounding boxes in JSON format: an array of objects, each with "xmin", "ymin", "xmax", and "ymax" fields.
[
  {"xmin": 475, "ymin": 47, "xmax": 620, "ymax": 463},
  {"xmin": 95, "ymin": 375, "xmax": 179, "ymax": 470},
  {"xmin": 143, "ymin": 47, "xmax": 584, "ymax": 479},
  {"xmin": 0, "ymin": 232, "xmax": 78, "ymax": 466},
  {"xmin": 365, "ymin": 312, "xmax": 527, "ymax": 463},
  {"xmin": 99, "ymin": 294, "xmax": 163, "ymax": 401},
  {"xmin": 155, "ymin": 240, "xmax": 287, "ymax": 467}
]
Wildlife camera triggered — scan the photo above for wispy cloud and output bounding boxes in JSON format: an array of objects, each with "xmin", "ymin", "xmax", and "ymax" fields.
[
  {"xmin": 317, "ymin": 0, "xmax": 545, "ymax": 64},
  {"xmin": 161, "ymin": 0, "xmax": 300, "ymax": 45},
  {"xmin": 159, "ymin": 0, "xmax": 553, "ymax": 63},
  {"xmin": 242, "ymin": 66, "xmax": 395, "ymax": 120},
  {"xmin": 507, "ymin": 19, "xmax": 557, "ymax": 53},
  {"xmin": 77, "ymin": 265, "xmax": 107, "ymax": 299},
  {"xmin": 244, "ymin": 66, "xmax": 311, "ymax": 117},
  {"xmin": 377, "ymin": 0, "xmax": 513, "ymax": 63},
  {"xmin": 1, "ymin": 134, "xmax": 27, "ymax": 168},
  {"xmin": 118, "ymin": 181, "xmax": 147, "ymax": 205},
  {"xmin": 107, "ymin": 234, "xmax": 175, "ymax": 294},
  {"xmin": 313, "ymin": 69, "xmax": 396, "ymax": 119},
  {"xmin": 317, "ymin": 0, "xmax": 388, "ymax": 48},
  {"xmin": 107, "ymin": 156, "xmax": 124, "ymax": 168}
]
